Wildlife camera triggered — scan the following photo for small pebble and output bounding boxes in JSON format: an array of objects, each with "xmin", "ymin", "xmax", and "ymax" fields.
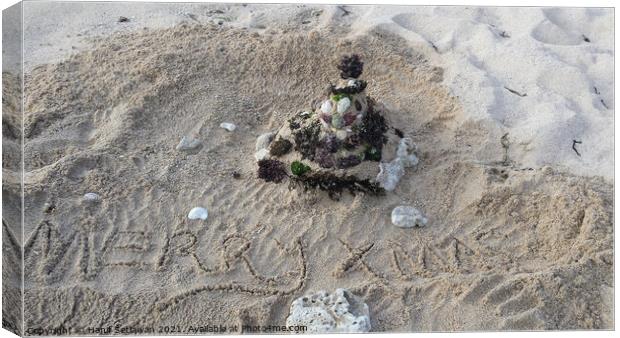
[
  {"xmin": 255, "ymin": 132, "xmax": 274, "ymax": 151},
  {"xmin": 220, "ymin": 122, "xmax": 237, "ymax": 131},
  {"xmin": 391, "ymin": 206, "xmax": 427, "ymax": 228},
  {"xmin": 83, "ymin": 193, "xmax": 101, "ymax": 202},
  {"xmin": 118, "ymin": 16, "xmax": 130, "ymax": 23},
  {"xmin": 255, "ymin": 148, "xmax": 270, "ymax": 161},
  {"xmin": 188, "ymin": 207, "xmax": 209, "ymax": 220},
  {"xmin": 176, "ymin": 136, "xmax": 202, "ymax": 151}
]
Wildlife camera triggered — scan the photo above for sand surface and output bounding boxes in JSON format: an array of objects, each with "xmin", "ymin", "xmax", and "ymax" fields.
[{"xmin": 2, "ymin": 2, "xmax": 614, "ymax": 333}]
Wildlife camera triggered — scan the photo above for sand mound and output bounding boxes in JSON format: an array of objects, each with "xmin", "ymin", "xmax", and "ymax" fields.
[{"xmin": 12, "ymin": 22, "xmax": 612, "ymax": 331}]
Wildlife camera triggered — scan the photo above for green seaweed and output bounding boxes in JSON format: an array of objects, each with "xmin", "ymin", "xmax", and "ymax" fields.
[
  {"xmin": 291, "ymin": 161, "xmax": 311, "ymax": 176},
  {"xmin": 331, "ymin": 93, "xmax": 350, "ymax": 102}
]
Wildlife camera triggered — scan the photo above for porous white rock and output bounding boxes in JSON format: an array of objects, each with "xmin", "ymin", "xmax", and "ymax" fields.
[
  {"xmin": 83, "ymin": 193, "xmax": 101, "ymax": 202},
  {"xmin": 391, "ymin": 206, "xmax": 428, "ymax": 228},
  {"xmin": 254, "ymin": 148, "xmax": 270, "ymax": 161},
  {"xmin": 320, "ymin": 100, "xmax": 333, "ymax": 114},
  {"xmin": 336, "ymin": 97, "xmax": 351, "ymax": 114},
  {"xmin": 220, "ymin": 122, "xmax": 237, "ymax": 131},
  {"xmin": 255, "ymin": 132, "xmax": 274, "ymax": 151},
  {"xmin": 376, "ymin": 160, "xmax": 405, "ymax": 192},
  {"xmin": 396, "ymin": 138, "xmax": 419, "ymax": 168},
  {"xmin": 376, "ymin": 138, "xmax": 418, "ymax": 191},
  {"xmin": 188, "ymin": 207, "xmax": 208, "ymax": 220},
  {"xmin": 286, "ymin": 289, "xmax": 371, "ymax": 333},
  {"xmin": 176, "ymin": 136, "xmax": 202, "ymax": 151}
]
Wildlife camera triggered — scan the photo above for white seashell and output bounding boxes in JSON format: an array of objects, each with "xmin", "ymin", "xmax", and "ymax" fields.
[
  {"xmin": 83, "ymin": 193, "xmax": 101, "ymax": 202},
  {"xmin": 220, "ymin": 122, "xmax": 237, "ymax": 131},
  {"xmin": 391, "ymin": 206, "xmax": 427, "ymax": 228},
  {"xmin": 336, "ymin": 97, "xmax": 351, "ymax": 114},
  {"xmin": 188, "ymin": 207, "xmax": 208, "ymax": 220},
  {"xmin": 320, "ymin": 100, "xmax": 333, "ymax": 114}
]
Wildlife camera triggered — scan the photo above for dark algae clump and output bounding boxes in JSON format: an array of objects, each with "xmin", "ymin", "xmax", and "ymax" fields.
[
  {"xmin": 270, "ymin": 138, "xmax": 293, "ymax": 157},
  {"xmin": 290, "ymin": 171, "xmax": 384, "ymax": 200},
  {"xmin": 257, "ymin": 159, "xmax": 288, "ymax": 183},
  {"xmin": 293, "ymin": 120, "xmax": 321, "ymax": 160},
  {"xmin": 338, "ymin": 54, "xmax": 364, "ymax": 79},
  {"xmin": 358, "ymin": 98, "xmax": 388, "ymax": 154}
]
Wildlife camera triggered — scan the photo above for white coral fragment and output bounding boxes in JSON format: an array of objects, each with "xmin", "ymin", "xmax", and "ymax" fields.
[{"xmin": 286, "ymin": 289, "xmax": 371, "ymax": 333}]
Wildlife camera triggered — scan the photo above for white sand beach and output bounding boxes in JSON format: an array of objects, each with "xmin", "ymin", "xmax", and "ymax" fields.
[{"xmin": 2, "ymin": 1, "xmax": 614, "ymax": 333}]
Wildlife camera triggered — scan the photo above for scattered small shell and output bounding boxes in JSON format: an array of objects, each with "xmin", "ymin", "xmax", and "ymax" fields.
[
  {"xmin": 83, "ymin": 193, "xmax": 101, "ymax": 202},
  {"xmin": 337, "ymin": 97, "xmax": 351, "ymax": 114},
  {"xmin": 321, "ymin": 100, "xmax": 333, "ymax": 114},
  {"xmin": 176, "ymin": 136, "xmax": 202, "ymax": 151},
  {"xmin": 188, "ymin": 207, "xmax": 209, "ymax": 220},
  {"xmin": 220, "ymin": 122, "xmax": 237, "ymax": 131},
  {"xmin": 391, "ymin": 206, "xmax": 427, "ymax": 228}
]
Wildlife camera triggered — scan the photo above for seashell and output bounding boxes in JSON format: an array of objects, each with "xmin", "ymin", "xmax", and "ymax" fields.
[
  {"xmin": 220, "ymin": 122, "xmax": 237, "ymax": 131},
  {"xmin": 320, "ymin": 100, "xmax": 333, "ymax": 114},
  {"xmin": 336, "ymin": 97, "xmax": 351, "ymax": 114},
  {"xmin": 331, "ymin": 114, "xmax": 344, "ymax": 129},
  {"xmin": 83, "ymin": 193, "xmax": 101, "ymax": 202},
  {"xmin": 188, "ymin": 207, "xmax": 209, "ymax": 220}
]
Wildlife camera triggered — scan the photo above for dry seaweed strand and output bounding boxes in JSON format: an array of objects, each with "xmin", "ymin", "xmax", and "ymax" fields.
[{"xmin": 290, "ymin": 170, "xmax": 384, "ymax": 200}]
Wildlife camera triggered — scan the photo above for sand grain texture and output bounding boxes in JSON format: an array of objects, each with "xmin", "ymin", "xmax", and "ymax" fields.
[{"xmin": 9, "ymin": 10, "xmax": 614, "ymax": 332}]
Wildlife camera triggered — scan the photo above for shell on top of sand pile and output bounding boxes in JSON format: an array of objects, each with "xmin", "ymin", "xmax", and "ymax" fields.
[
  {"xmin": 256, "ymin": 55, "xmax": 419, "ymax": 199},
  {"xmin": 286, "ymin": 289, "xmax": 371, "ymax": 333}
]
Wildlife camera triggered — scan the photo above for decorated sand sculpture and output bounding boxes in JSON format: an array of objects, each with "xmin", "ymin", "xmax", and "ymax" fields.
[{"xmin": 255, "ymin": 55, "xmax": 419, "ymax": 199}]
